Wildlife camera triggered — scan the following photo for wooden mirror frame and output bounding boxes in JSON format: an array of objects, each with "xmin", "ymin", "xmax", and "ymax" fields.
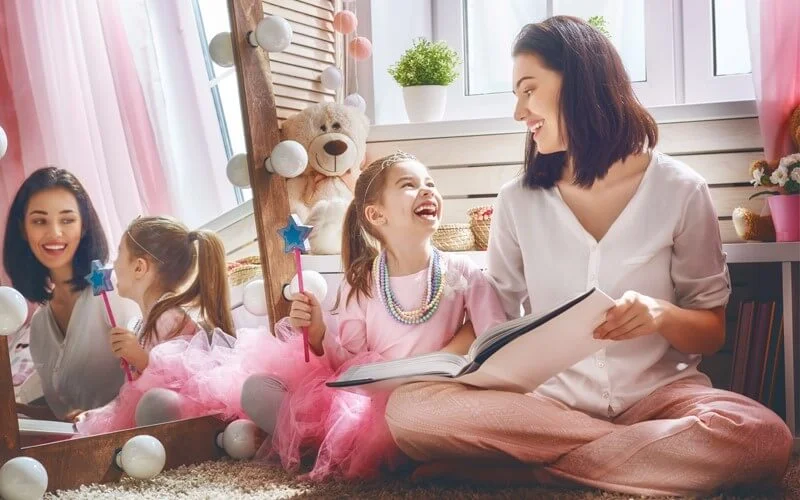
[{"xmin": 0, "ymin": 0, "xmax": 300, "ymax": 490}]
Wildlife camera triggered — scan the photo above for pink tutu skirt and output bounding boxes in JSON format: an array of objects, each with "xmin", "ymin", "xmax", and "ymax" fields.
[
  {"xmin": 75, "ymin": 329, "xmax": 241, "ymax": 435},
  {"xmin": 234, "ymin": 319, "xmax": 407, "ymax": 481}
]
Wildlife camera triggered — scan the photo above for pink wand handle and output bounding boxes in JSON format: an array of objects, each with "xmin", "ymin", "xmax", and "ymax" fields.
[
  {"xmin": 294, "ymin": 248, "xmax": 310, "ymax": 362},
  {"xmin": 102, "ymin": 291, "xmax": 133, "ymax": 381}
]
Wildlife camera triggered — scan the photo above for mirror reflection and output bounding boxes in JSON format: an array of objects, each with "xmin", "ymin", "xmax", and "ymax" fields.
[{"xmin": 1, "ymin": 0, "xmax": 248, "ymax": 443}]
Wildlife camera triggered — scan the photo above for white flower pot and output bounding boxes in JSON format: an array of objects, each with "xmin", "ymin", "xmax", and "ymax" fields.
[{"xmin": 402, "ymin": 85, "xmax": 447, "ymax": 122}]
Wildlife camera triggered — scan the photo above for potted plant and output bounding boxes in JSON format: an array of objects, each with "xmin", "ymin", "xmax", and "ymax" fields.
[
  {"xmin": 750, "ymin": 153, "xmax": 800, "ymax": 241},
  {"xmin": 388, "ymin": 38, "xmax": 460, "ymax": 122}
]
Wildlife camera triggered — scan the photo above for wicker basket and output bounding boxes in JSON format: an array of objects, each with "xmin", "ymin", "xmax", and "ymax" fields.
[
  {"xmin": 227, "ymin": 256, "xmax": 262, "ymax": 287},
  {"xmin": 432, "ymin": 223, "xmax": 475, "ymax": 252},
  {"xmin": 467, "ymin": 205, "xmax": 494, "ymax": 250}
]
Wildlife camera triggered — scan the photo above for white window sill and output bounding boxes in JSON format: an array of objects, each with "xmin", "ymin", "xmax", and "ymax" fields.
[{"xmin": 367, "ymin": 100, "xmax": 758, "ymax": 142}]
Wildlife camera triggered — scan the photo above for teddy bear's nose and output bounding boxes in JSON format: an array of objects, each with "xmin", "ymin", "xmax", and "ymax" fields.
[{"xmin": 323, "ymin": 140, "xmax": 348, "ymax": 156}]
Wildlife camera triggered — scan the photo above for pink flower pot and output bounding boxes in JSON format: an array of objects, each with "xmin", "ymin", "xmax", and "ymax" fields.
[{"xmin": 767, "ymin": 194, "xmax": 800, "ymax": 242}]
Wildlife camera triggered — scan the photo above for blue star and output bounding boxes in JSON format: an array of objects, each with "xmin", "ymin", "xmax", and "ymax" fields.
[
  {"xmin": 278, "ymin": 214, "xmax": 313, "ymax": 253},
  {"xmin": 84, "ymin": 259, "xmax": 114, "ymax": 296}
]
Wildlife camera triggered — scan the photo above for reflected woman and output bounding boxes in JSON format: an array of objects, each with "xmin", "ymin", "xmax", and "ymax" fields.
[{"xmin": 4, "ymin": 167, "xmax": 138, "ymax": 422}]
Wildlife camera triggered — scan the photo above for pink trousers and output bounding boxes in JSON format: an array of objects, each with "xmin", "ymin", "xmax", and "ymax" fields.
[{"xmin": 385, "ymin": 377, "xmax": 793, "ymax": 496}]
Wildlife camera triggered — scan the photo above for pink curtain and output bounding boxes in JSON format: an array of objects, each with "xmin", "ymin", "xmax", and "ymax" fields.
[
  {"xmin": 747, "ymin": 0, "xmax": 800, "ymax": 161},
  {"xmin": 0, "ymin": 0, "xmax": 171, "ymax": 253}
]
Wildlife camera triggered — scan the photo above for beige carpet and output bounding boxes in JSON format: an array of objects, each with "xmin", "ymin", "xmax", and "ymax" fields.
[{"xmin": 46, "ymin": 455, "xmax": 798, "ymax": 500}]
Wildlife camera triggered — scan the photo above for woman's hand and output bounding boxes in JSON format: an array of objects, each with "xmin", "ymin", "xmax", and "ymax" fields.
[
  {"xmin": 289, "ymin": 292, "xmax": 325, "ymax": 354},
  {"xmin": 594, "ymin": 291, "xmax": 670, "ymax": 341},
  {"xmin": 110, "ymin": 327, "xmax": 149, "ymax": 369}
]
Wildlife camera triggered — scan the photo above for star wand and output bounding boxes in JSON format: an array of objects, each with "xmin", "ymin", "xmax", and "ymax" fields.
[
  {"xmin": 278, "ymin": 214, "xmax": 313, "ymax": 362},
  {"xmin": 85, "ymin": 259, "xmax": 133, "ymax": 381}
]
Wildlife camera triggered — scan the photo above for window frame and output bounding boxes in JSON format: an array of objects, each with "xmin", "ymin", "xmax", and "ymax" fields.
[
  {"xmin": 680, "ymin": 0, "xmax": 755, "ymax": 104},
  {"xmin": 432, "ymin": 0, "xmax": 677, "ymax": 120}
]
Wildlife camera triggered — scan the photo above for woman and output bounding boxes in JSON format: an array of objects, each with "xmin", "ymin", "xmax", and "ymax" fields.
[
  {"xmin": 4, "ymin": 167, "xmax": 138, "ymax": 422},
  {"xmin": 384, "ymin": 17, "xmax": 793, "ymax": 496}
]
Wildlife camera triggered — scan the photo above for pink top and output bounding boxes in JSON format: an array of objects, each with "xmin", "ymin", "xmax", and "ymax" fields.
[
  {"xmin": 319, "ymin": 252, "xmax": 507, "ymax": 369},
  {"xmin": 130, "ymin": 307, "xmax": 199, "ymax": 378}
]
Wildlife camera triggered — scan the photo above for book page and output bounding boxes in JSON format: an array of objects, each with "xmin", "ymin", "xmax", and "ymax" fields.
[
  {"xmin": 329, "ymin": 351, "xmax": 468, "ymax": 386},
  {"xmin": 462, "ymin": 290, "xmax": 615, "ymax": 392},
  {"xmin": 18, "ymin": 418, "xmax": 77, "ymax": 437}
]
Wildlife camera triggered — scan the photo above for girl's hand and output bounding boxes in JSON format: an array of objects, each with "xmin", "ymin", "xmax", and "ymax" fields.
[
  {"xmin": 64, "ymin": 408, "xmax": 87, "ymax": 424},
  {"xmin": 593, "ymin": 291, "xmax": 669, "ymax": 341},
  {"xmin": 289, "ymin": 292, "xmax": 325, "ymax": 353},
  {"xmin": 109, "ymin": 327, "xmax": 148, "ymax": 369}
]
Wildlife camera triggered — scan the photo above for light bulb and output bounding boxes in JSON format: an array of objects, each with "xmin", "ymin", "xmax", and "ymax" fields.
[
  {"xmin": 283, "ymin": 271, "xmax": 328, "ymax": 303},
  {"xmin": 216, "ymin": 419, "xmax": 262, "ymax": 460},
  {"xmin": 248, "ymin": 16, "xmax": 292, "ymax": 52},
  {"xmin": 226, "ymin": 153, "xmax": 250, "ymax": 188},
  {"xmin": 265, "ymin": 140, "xmax": 307, "ymax": 178},
  {"xmin": 0, "ymin": 125, "xmax": 7, "ymax": 160},
  {"xmin": 0, "ymin": 286, "xmax": 28, "ymax": 336},
  {"xmin": 208, "ymin": 32, "xmax": 235, "ymax": 68},
  {"xmin": 243, "ymin": 279, "xmax": 268, "ymax": 316},
  {"xmin": 115, "ymin": 435, "xmax": 166, "ymax": 480},
  {"xmin": 0, "ymin": 457, "xmax": 48, "ymax": 500}
]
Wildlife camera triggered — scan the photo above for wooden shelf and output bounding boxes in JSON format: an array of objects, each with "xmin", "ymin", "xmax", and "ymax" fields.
[{"xmin": 300, "ymin": 243, "xmax": 800, "ymax": 274}]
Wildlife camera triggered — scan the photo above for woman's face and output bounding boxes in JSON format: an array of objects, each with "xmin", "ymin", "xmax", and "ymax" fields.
[
  {"xmin": 513, "ymin": 53, "xmax": 566, "ymax": 154},
  {"xmin": 24, "ymin": 188, "xmax": 83, "ymax": 273}
]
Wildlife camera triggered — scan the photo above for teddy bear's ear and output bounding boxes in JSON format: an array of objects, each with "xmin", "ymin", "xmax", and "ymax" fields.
[{"xmin": 280, "ymin": 111, "xmax": 300, "ymax": 140}]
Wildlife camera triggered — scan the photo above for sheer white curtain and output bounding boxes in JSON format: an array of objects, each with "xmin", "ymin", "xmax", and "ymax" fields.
[{"xmin": 119, "ymin": 0, "xmax": 236, "ymax": 229}]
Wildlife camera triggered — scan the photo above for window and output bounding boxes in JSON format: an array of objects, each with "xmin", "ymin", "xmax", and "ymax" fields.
[
  {"xmin": 424, "ymin": 0, "xmax": 754, "ymax": 122},
  {"xmin": 464, "ymin": 0, "xmax": 646, "ymax": 96},
  {"xmin": 193, "ymin": 0, "xmax": 251, "ymax": 204}
]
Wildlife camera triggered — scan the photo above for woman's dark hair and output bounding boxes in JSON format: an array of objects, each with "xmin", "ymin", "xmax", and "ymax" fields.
[
  {"xmin": 3, "ymin": 167, "xmax": 109, "ymax": 303},
  {"xmin": 513, "ymin": 16, "xmax": 658, "ymax": 189}
]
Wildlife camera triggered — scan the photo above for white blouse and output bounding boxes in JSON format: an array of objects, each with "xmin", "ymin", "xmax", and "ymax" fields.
[
  {"xmin": 29, "ymin": 287, "xmax": 140, "ymax": 419},
  {"xmin": 487, "ymin": 151, "xmax": 730, "ymax": 419}
]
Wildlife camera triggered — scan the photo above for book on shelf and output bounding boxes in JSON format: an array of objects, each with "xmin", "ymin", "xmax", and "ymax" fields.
[{"xmin": 327, "ymin": 287, "xmax": 615, "ymax": 394}]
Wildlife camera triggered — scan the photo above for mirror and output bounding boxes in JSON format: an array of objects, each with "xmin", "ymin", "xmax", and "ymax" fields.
[{"xmin": 0, "ymin": 0, "xmax": 253, "ymax": 445}]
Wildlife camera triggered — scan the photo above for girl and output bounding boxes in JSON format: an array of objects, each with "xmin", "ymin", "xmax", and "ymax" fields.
[
  {"xmin": 385, "ymin": 16, "xmax": 792, "ymax": 496},
  {"xmin": 4, "ymin": 167, "xmax": 139, "ymax": 422},
  {"xmin": 76, "ymin": 215, "xmax": 236, "ymax": 434},
  {"xmin": 232, "ymin": 151, "xmax": 507, "ymax": 481}
]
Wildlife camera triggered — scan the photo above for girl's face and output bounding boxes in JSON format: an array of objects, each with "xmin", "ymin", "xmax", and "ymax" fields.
[
  {"xmin": 367, "ymin": 160, "xmax": 443, "ymax": 242},
  {"xmin": 113, "ymin": 239, "xmax": 136, "ymax": 299},
  {"xmin": 513, "ymin": 53, "xmax": 566, "ymax": 154},
  {"xmin": 24, "ymin": 188, "xmax": 83, "ymax": 274}
]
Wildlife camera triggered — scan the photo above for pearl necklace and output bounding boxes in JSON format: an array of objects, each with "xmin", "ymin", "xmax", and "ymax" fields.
[{"xmin": 373, "ymin": 249, "xmax": 444, "ymax": 324}]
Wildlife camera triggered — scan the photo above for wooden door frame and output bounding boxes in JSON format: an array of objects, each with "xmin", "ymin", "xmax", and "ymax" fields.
[{"xmin": 0, "ymin": 0, "xmax": 289, "ymax": 491}]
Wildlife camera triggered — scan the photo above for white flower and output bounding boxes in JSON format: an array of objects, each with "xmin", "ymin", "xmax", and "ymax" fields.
[
  {"xmin": 751, "ymin": 167, "xmax": 764, "ymax": 186},
  {"xmin": 770, "ymin": 165, "xmax": 789, "ymax": 186},
  {"xmin": 791, "ymin": 168, "xmax": 800, "ymax": 184},
  {"xmin": 779, "ymin": 153, "xmax": 800, "ymax": 170}
]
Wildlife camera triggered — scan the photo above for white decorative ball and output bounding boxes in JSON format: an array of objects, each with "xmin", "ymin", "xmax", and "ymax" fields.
[
  {"xmin": 116, "ymin": 435, "xmax": 166, "ymax": 480},
  {"xmin": 0, "ymin": 457, "xmax": 48, "ymax": 500},
  {"xmin": 217, "ymin": 419, "xmax": 261, "ymax": 459},
  {"xmin": 268, "ymin": 140, "xmax": 307, "ymax": 178},
  {"xmin": 208, "ymin": 32, "xmax": 235, "ymax": 68},
  {"xmin": 243, "ymin": 279, "xmax": 268, "ymax": 316},
  {"xmin": 344, "ymin": 93, "xmax": 366, "ymax": 114},
  {"xmin": 319, "ymin": 66, "xmax": 343, "ymax": 90},
  {"xmin": 0, "ymin": 125, "xmax": 7, "ymax": 160},
  {"xmin": 0, "ymin": 286, "xmax": 28, "ymax": 336},
  {"xmin": 252, "ymin": 16, "xmax": 293, "ymax": 52},
  {"xmin": 226, "ymin": 153, "xmax": 250, "ymax": 188},
  {"xmin": 284, "ymin": 271, "xmax": 328, "ymax": 302}
]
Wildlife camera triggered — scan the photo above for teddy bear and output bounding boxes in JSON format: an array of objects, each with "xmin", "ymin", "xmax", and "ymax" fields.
[
  {"xmin": 281, "ymin": 102, "xmax": 370, "ymax": 254},
  {"xmin": 733, "ymin": 105, "xmax": 800, "ymax": 242}
]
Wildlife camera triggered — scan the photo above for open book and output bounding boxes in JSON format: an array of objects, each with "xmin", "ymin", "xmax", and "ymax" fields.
[
  {"xmin": 17, "ymin": 418, "xmax": 77, "ymax": 437},
  {"xmin": 327, "ymin": 287, "xmax": 615, "ymax": 394}
]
